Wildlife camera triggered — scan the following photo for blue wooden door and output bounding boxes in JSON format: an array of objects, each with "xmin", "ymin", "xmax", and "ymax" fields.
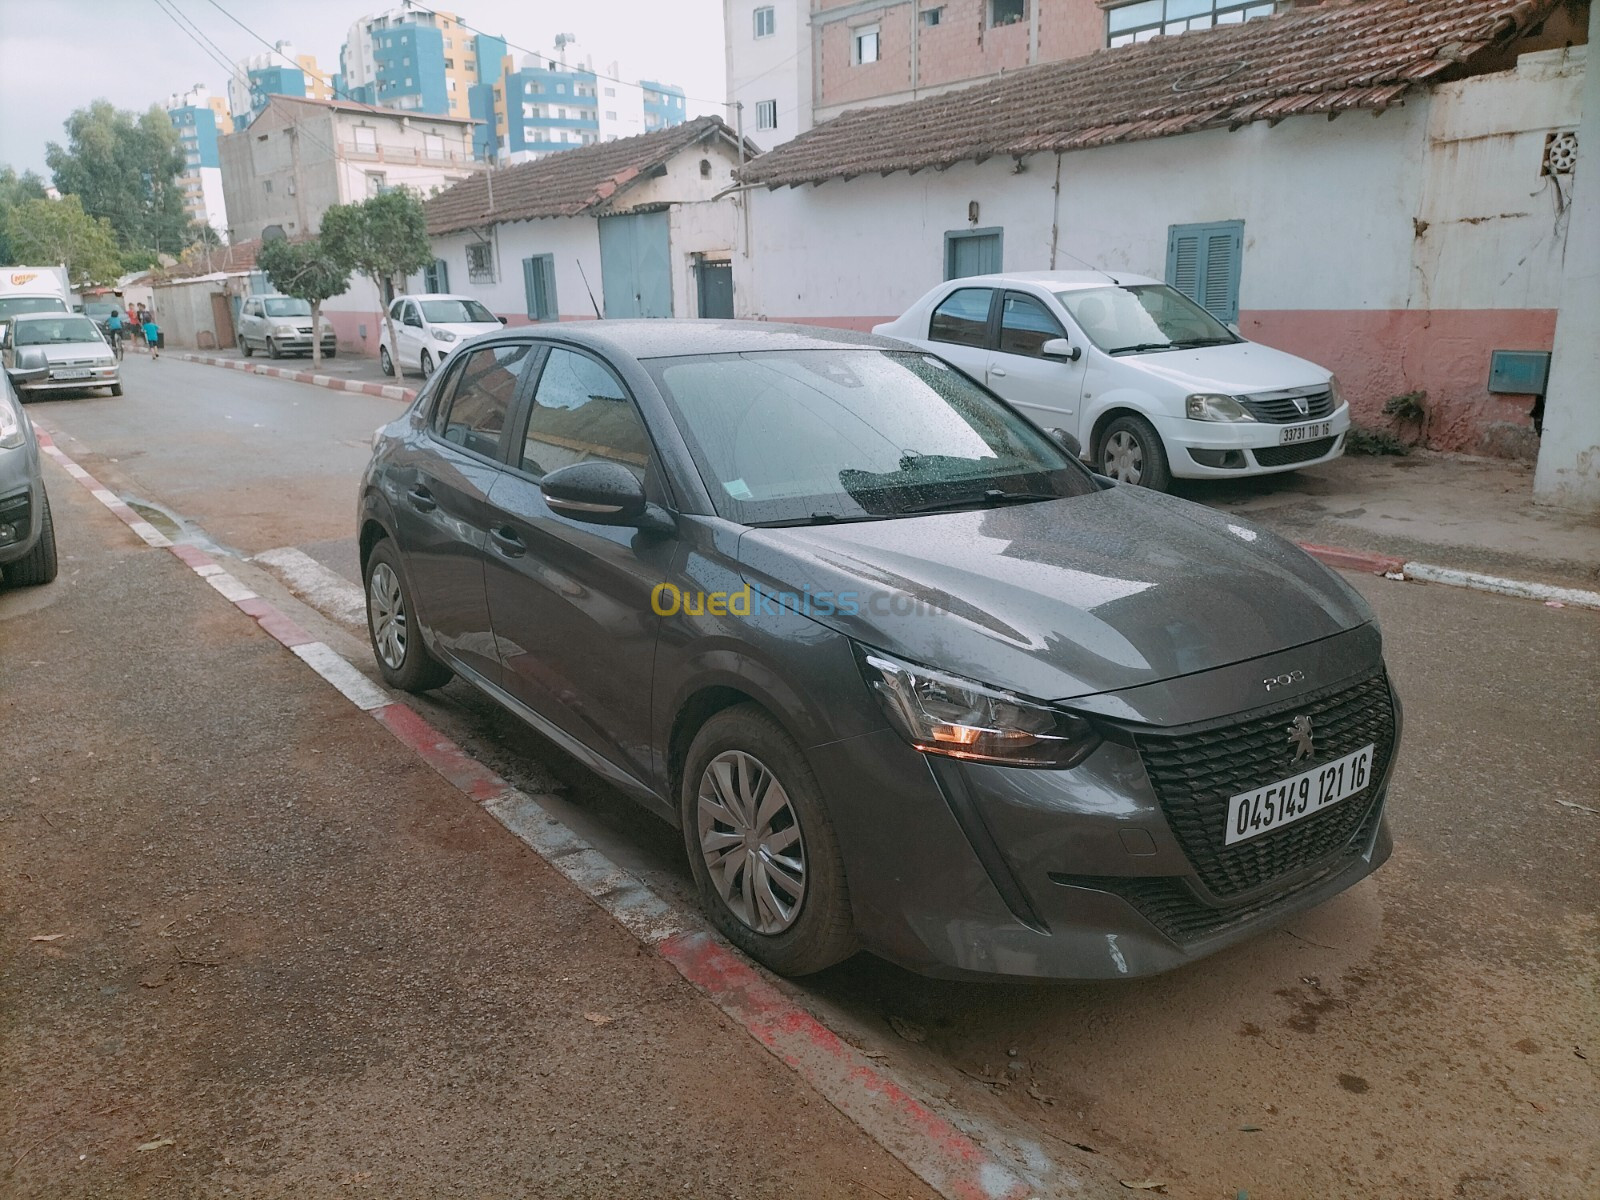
[{"xmin": 598, "ymin": 211, "xmax": 673, "ymax": 319}]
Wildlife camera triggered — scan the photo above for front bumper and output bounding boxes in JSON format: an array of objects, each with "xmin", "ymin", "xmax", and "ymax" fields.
[
  {"xmin": 22, "ymin": 365, "xmax": 120, "ymax": 392},
  {"xmin": 266, "ymin": 335, "xmax": 337, "ymax": 352},
  {"xmin": 1159, "ymin": 405, "xmax": 1352, "ymax": 479},
  {"xmin": 808, "ymin": 627, "xmax": 1399, "ymax": 981}
]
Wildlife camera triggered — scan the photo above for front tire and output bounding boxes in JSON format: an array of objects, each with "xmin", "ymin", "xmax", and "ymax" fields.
[
  {"xmin": 6, "ymin": 490, "xmax": 58, "ymax": 587},
  {"xmin": 364, "ymin": 537, "xmax": 452, "ymax": 692},
  {"xmin": 379, "ymin": 346, "xmax": 395, "ymax": 377},
  {"xmin": 324, "ymin": 347, "xmax": 337, "ymax": 359},
  {"xmin": 681, "ymin": 705, "xmax": 856, "ymax": 976},
  {"xmin": 241, "ymin": 338, "xmax": 254, "ymax": 357},
  {"xmin": 266, "ymin": 338, "xmax": 282, "ymax": 360},
  {"xmin": 420, "ymin": 351, "xmax": 435, "ymax": 380},
  {"xmin": 109, "ymin": 383, "xmax": 123, "ymax": 397},
  {"xmin": 1097, "ymin": 413, "xmax": 1172, "ymax": 491}
]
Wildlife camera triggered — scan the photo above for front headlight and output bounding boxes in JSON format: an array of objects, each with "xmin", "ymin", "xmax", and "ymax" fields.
[
  {"xmin": 1186, "ymin": 393, "xmax": 1256, "ymax": 422},
  {"xmin": 0, "ymin": 395, "xmax": 24, "ymax": 449},
  {"xmin": 1327, "ymin": 377, "xmax": 1344, "ymax": 409},
  {"xmin": 271, "ymin": 324, "xmax": 298, "ymax": 336},
  {"xmin": 430, "ymin": 329, "xmax": 458, "ymax": 343},
  {"xmin": 857, "ymin": 647, "xmax": 1101, "ymax": 768}
]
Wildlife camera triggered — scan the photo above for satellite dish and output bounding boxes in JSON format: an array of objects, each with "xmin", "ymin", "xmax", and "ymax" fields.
[{"xmin": 261, "ymin": 224, "xmax": 287, "ymax": 243}]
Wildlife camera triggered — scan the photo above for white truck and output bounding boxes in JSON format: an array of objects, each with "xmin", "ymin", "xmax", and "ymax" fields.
[{"xmin": 0, "ymin": 266, "xmax": 73, "ymax": 333}]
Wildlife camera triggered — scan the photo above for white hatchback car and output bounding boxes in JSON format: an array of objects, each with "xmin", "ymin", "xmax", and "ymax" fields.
[
  {"xmin": 875, "ymin": 271, "xmax": 1348, "ymax": 490},
  {"xmin": 381, "ymin": 294, "xmax": 504, "ymax": 380}
]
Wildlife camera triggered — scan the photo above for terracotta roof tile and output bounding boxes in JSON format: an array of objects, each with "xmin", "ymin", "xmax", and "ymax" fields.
[
  {"xmin": 740, "ymin": 0, "xmax": 1564, "ymax": 187},
  {"xmin": 151, "ymin": 237, "xmax": 263, "ymax": 282},
  {"xmin": 425, "ymin": 116, "xmax": 752, "ymax": 235}
]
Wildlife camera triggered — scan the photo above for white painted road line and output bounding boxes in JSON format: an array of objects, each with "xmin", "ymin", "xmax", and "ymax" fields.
[
  {"xmin": 291, "ymin": 641, "xmax": 394, "ymax": 711},
  {"xmin": 1402, "ymin": 562, "xmax": 1600, "ymax": 611},
  {"xmin": 254, "ymin": 546, "xmax": 368, "ymax": 630}
]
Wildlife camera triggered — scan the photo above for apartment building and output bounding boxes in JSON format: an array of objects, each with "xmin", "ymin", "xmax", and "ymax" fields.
[
  {"xmin": 166, "ymin": 85, "xmax": 232, "ymax": 237},
  {"xmin": 727, "ymin": 0, "xmax": 1286, "ymax": 142},
  {"xmin": 334, "ymin": 7, "xmax": 507, "ymax": 121},
  {"xmin": 218, "ymin": 93, "xmax": 477, "ymax": 243},
  {"xmin": 482, "ymin": 55, "xmax": 688, "ymax": 163},
  {"xmin": 228, "ymin": 41, "xmax": 334, "ymax": 129}
]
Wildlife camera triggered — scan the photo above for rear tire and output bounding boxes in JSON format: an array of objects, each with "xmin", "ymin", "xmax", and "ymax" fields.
[
  {"xmin": 379, "ymin": 346, "xmax": 395, "ymax": 377},
  {"xmin": 1096, "ymin": 413, "xmax": 1172, "ymax": 492},
  {"xmin": 6, "ymin": 490, "xmax": 58, "ymax": 587},
  {"xmin": 364, "ymin": 537, "xmax": 453, "ymax": 692},
  {"xmin": 680, "ymin": 705, "xmax": 856, "ymax": 976}
]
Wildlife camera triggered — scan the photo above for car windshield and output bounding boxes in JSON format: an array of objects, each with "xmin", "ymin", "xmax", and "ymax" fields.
[
  {"xmin": 1055, "ymin": 284, "xmax": 1238, "ymax": 355},
  {"xmin": 420, "ymin": 298, "xmax": 496, "ymax": 324},
  {"xmin": 0, "ymin": 296, "xmax": 69, "ymax": 322},
  {"xmin": 263, "ymin": 298, "xmax": 313, "ymax": 317},
  {"xmin": 649, "ymin": 349, "xmax": 1096, "ymax": 527},
  {"xmin": 13, "ymin": 316, "xmax": 104, "ymax": 345}
]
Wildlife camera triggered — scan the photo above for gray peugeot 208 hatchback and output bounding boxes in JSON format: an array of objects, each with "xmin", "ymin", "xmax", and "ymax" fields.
[{"xmin": 358, "ymin": 321, "xmax": 1400, "ymax": 981}]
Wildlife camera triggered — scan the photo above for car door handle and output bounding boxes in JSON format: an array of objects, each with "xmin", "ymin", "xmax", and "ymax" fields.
[
  {"xmin": 407, "ymin": 486, "xmax": 437, "ymax": 513},
  {"xmin": 990, "ymin": 368, "xmax": 1007, "ymax": 378},
  {"xmin": 490, "ymin": 526, "xmax": 525, "ymax": 558}
]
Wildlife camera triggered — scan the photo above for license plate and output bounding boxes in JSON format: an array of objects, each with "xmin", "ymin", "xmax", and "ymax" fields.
[
  {"xmin": 1281, "ymin": 421, "xmax": 1332, "ymax": 445},
  {"xmin": 54, "ymin": 369, "xmax": 91, "ymax": 379},
  {"xmin": 1226, "ymin": 743, "xmax": 1376, "ymax": 846}
]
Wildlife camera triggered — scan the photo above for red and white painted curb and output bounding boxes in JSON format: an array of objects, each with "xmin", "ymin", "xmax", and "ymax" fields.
[
  {"xmin": 172, "ymin": 351, "xmax": 416, "ymax": 404},
  {"xmin": 34, "ymin": 423, "xmax": 1067, "ymax": 1200},
  {"xmin": 166, "ymin": 347, "xmax": 1599, "ymax": 609}
]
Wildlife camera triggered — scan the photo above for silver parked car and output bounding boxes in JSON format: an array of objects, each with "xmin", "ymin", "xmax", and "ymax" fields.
[
  {"xmin": 237, "ymin": 295, "xmax": 337, "ymax": 359},
  {"xmin": 2, "ymin": 312, "xmax": 122, "ymax": 398},
  {"xmin": 0, "ymin": 364, "xmax": 58, "ymax": 586}
]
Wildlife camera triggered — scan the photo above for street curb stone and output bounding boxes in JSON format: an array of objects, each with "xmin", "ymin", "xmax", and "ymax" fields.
[{"xmin": 171, "ymin": 351, "xmax": 418, "ymax": 404}]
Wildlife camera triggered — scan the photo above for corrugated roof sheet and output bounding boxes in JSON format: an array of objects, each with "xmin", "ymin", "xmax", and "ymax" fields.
[
  {"xmin": 425, "ymin": 116, "xmax": 751, "ymax": 235},
  {"xmin": 739, "ymin": 0, "xmax": 1565, "ymax": 187}
]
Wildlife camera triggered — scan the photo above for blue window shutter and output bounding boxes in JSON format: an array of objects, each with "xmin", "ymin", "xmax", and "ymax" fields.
[
  {"xmin": 523, "ymin": 255, "xmax": 557, "ymax": 320},
  {"xmin": 1166, "ymin": 220, "xmax": 1243, "ymax": 323},
  {"xmin": 522, "ymin": 256, "xmax": 538, "ymax": 319},
  {"xmin": 538, "ymin": 255, "xmax": 558, "ymax": 320}
]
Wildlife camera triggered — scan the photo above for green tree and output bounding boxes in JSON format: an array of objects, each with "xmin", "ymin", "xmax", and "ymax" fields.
[
  {"xmin": 319, "ymin": 189, "xmax": 432, "ymax": 369},
  {"xmin": 5, "ymin": 195, "xmax": 124, "ymax": 288},
  {"xmin": 0, "ymin": 166, "xmax": 50, "ymax": 263},
  {"xmin": 45, "ymin": 101, "xmax": 193, "ymax": 263},
  {"xmin": 256, "ymin": 235, "xmax": 351, "ymax": 368}
]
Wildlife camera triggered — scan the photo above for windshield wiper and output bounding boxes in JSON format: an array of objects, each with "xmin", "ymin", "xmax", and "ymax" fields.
[
  {"xmin": 1107, "ymin": 342, "xmax": 1178, "ymax": 356},
  {"xmin": 750, "ymin": 512, "xmax": 887, "ymax": 528},
  {"xmin": 899, "ymin": 488, "xmax": 1062, "ymax": 516},
  {"xmin": 1168, "ymin": 336, "xmax": 1238, "ymax": 348}
]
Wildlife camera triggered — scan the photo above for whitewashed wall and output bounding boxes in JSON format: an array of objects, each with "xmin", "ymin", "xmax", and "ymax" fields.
[{"xmin": 422, "ymin": 221, "xmax": 604, "ymax": 321}]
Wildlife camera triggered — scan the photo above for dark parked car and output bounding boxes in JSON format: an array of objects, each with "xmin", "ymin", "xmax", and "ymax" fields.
[
  {"xmin": 358, "ymin": 322, "xmax": 1400, "ymax": 980},
  {"xmin": 0, "ymin": 365, "xmax": 59, "ymax": 587}
]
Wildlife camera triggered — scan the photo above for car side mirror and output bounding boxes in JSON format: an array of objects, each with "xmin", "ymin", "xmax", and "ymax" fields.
[
  {"xmin": 498, "ymin": 316, "xmax": 508, "ymax": 325},
  {"xmin": 1050, "ymin": 428, "xmax": 1083, "ymax": 460},
  {"xmin": 1041, "ymin": 338, "xmax": 1081, "ymax": 363},
  {"xmin": 541, "ymin": 461, "xmax": 672, "ymax": 532},
  {"xmin": 6, "ymin": 365, "xmax": 48, "ymax": 385}
]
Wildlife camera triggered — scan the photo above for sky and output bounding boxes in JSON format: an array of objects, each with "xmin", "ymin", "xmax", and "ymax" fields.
[{"xmin": 0, "ymin": 0, "xmax": 729, "ymax": 176}]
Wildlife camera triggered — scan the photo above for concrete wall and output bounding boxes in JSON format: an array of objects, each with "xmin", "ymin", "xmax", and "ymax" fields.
[
  {"xmin": 737, "ymin": 47, "xmax": 1588, "ymax": 455},
  {"xmin": 726, "ymin": 0, "xmax": 811, "ymax": 150}
]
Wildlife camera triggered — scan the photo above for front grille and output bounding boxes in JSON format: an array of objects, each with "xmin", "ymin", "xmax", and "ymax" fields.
[
  {"xmin": 1133, "ymin": 673, "xmax": 1395, "ymax": 900},
  {"xmin": 1253, "ymin": 436, "xmax": 1338, "ymax": 467},
  {"xmin": 1240, "ymin": 388, "xmax": 1334, "ymax": 423}
]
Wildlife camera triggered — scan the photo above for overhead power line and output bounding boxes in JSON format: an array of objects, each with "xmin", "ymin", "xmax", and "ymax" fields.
[{"xmin": 148, "ymin": 0, "xmax": 237, "ymax": 79}]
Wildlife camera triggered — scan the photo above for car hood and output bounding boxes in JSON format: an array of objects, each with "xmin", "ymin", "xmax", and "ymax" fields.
[
  {"xmin": 24, "ymin": 342, "xmax": 113, "ymax": 362},
  {"xmin": 432, "ymin": 321, "xmax": 503, "ymax": 339},
  {"xmin": 735, "ymin": 487, "xmax": 1371, "ymax": 702},
  {"xmin": 1108, "ymin": 340, "xmax": 1330, "ymax": 395}
]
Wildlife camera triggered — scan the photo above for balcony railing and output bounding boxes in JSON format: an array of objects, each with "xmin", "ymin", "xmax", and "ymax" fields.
[{"xmin": 338, "ymin": 140, "xmax": 473, "ymax": 167}]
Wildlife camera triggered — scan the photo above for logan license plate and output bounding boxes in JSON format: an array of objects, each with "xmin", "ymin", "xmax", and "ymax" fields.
[
  {"xmin": 1226, "ymin": 743, "xmax": 1376, "ymax": 846},
  {"xmin": 1281, "ymin": 421, "xmax": 1332, "ymax": 445}
]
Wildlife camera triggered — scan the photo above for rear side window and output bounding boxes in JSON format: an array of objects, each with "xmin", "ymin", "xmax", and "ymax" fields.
[
  {"xmin": 432, "ymin": 343, "xmax": 534, "ymax": 459},
  {"xmin": 520, "ymin": 347, "xmax": 652, "ymax": 479},
  {"xmin": 997, "ymin": 292, "xmax": 1064, "ymax": 358},
  {"xmin": 928, "ymin": 288, "xmax": 992, "ymax": 348}
]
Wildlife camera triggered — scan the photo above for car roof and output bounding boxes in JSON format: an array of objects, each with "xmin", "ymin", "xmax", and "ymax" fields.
[
  {"xmin": 11, "ymin": 310, "xmax": 92, "ymax": 323},
  {"xmin": 505, "ymin": 319, "xmax": 905, "ymax": 360},
  {"xmin": 941, "ymin": 270, "xmax": 1161, "ymax": 292}
]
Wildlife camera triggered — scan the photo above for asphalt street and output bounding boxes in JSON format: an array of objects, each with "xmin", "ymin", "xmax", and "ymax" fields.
[{"xmin": 7, "ymin": 354, "xmax": 1597, "ymax": 1199}]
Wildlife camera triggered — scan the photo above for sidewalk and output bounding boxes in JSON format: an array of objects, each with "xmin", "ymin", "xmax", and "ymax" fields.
[
  {"xmin": 0, "ymin": 465, "xmax": 944, "ymax": 1199},
  {"xmin": 1174, "ymin": 451, "xmax": 1600, "ymax": 590}
]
